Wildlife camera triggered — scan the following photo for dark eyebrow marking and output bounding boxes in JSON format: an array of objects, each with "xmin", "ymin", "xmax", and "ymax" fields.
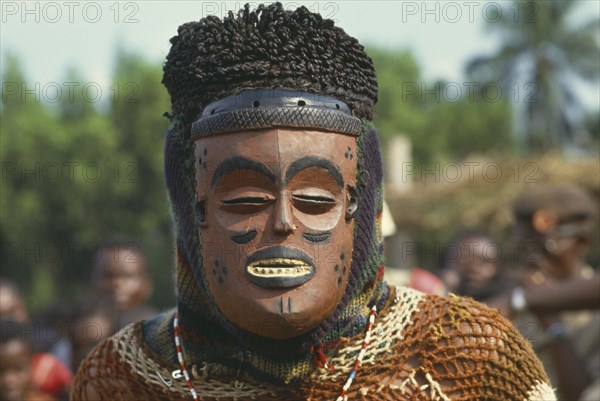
[
  {"xmin": 211, "ymin": 156, "xmax": 275, "ymax": 188},
  {"xmin": 284, "ymin": 157, "xmax": 344, "ymax": 188}
]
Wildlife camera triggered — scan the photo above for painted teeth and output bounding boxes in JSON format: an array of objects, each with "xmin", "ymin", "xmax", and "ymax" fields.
[
  {"xmin": 247, "ymin": 266, "xmax": 312, "ymax": 276},
  {"xmin": 250, "ymin": 258, "xmax": 308, "ymax": 267},
  {"xmin": 247, "ymin": 258, "xmax": 313, "ymax": 277}
]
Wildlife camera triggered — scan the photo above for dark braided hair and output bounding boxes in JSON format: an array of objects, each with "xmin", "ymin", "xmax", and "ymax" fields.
[{"xmin": 162, "ymin": 2, "xmax": 378, "ymax": 123}]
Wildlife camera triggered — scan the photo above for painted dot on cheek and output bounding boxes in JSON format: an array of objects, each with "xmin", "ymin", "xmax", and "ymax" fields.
[
  {"xmin": 334, "ymin": 264, "xmax": 339, "ymax": 272},
  {"xmin": 337, "ymin": 276, "xmax": 343, "ymax": 286},
  {"xmin": 222, "ymin": 266, "xmax": 228, "ymax": 276}
]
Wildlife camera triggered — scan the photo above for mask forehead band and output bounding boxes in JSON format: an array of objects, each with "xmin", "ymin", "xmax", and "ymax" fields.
[{"xmin": 191, "ymin": 88, "xmax": 363, "ymax": 138}]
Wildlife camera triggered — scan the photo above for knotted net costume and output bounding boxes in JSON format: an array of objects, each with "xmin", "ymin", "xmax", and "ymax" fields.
[{"xmin": 72, "ymin": 4, "xmax": 556, "ymax": 400}]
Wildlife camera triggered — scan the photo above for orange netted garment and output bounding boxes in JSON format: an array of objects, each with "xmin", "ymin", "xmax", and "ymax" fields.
[{"xmin": 71, "ymin": 286, "xmax": 556, "ymax": 401}]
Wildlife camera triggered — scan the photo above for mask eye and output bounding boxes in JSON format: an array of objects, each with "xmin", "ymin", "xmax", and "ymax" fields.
[
  {"xmin": 222, "ymin": 197, "xmax": 273, "ymax": 206},
  {"xmin": 292, "ymin": 190, "xmax": 337, "ymax": 215},
  {"xmin": 220, "ymin": 192, "xmax": 275, "ymax": 214}
]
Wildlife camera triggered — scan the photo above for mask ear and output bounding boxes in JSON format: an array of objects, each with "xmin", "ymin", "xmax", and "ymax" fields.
[
  {"xmin": 195, "ymin": 195, "xmax": 208, "ymax": 227},
  {"xmin": 345, "ymin": 184, "xmax": 358, "ymax": 221},
  {"xmin": 532, "ymin": 208, "xmax": 557, "ymax": 235}
]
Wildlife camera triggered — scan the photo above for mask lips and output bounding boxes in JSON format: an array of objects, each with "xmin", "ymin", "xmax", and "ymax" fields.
[{"xmin": 244, "ymin": 246, "xmax": 316, "ymax": 289}]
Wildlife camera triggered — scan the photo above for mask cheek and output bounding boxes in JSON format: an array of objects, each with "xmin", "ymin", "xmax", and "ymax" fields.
[{"xmin": 214, "ymin": 209, "xmax": 267, "ymax": 239}]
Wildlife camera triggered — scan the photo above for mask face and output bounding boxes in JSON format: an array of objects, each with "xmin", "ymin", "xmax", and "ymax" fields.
[{"xmin": 194, "ymin": 128, "xmax": 358, "ymax": 339}]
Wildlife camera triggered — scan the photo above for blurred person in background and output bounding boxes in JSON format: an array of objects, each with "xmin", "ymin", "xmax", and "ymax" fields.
[
  {"xmin": 69, "ymin": 304, "xmax": 114, "ymax": 372},
  {"xmin": 440, "ymin": 230, "xmax": 513, "ymax": 303},
  {"xmin": 91, "ymin": 239, "xmax": 157, "ymax": 332},
  {"xmin": 492, "ymin": 184, "xmax": 599, "ymax": 401},
  {"xmin": 32, "ymin": 306, "xmax": 76, "ymax": 372},
  {"xmin": 0, "ymin": 319, "xmax": 59, "ymax": 401},
  {"xmin": 0, "ymin": 280, "xmax": 29, "ymax": 323},
  {"xmin": 67, "ymin": 238, "xmax": 155, "ymax": 369},
  {"xmin": 0, "ymin": 280, "xmax": 72, "ymax": 400}
]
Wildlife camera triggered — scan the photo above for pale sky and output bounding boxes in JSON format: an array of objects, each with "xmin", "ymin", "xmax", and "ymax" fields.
[{"xmin": 1, "ymin": 0, "xmax": 599, "ymax": 109}]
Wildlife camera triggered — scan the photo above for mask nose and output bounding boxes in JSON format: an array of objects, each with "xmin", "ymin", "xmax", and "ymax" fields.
[{"xmin": 273, "ymin": 194, "xmax": 295, "ymax": 235}]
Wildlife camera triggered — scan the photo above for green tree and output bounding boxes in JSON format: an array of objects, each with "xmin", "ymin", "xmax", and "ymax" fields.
[
  {"xmin": 0, "ymin": 56, "xmax": 67, "ymax": 304},
  {"xmin": 368, "ymin": 47, "xmax": 514, "ymax": 164},
  {"xmin": 368, "ymin": 47, "xmax": 426, "ymax": 139},
  {"xmin": 1, "ymin": 51, "xmax": 174, "ymax": 310},
  {"xmin": 423, "ymin": 81, "xmax": 514, "ymax": 161},
  {"xmin": 107, "ymin": 48, "xmax": 173, "ymax": 307},
  {"xmin": 467, "ymin": 0, "xmax": 600, "ymax": 152}
]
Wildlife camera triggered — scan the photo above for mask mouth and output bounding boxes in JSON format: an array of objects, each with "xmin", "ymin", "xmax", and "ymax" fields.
[{"xmin": 245, "ymin": 246, "xmax": 315, "ymax": 288}]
